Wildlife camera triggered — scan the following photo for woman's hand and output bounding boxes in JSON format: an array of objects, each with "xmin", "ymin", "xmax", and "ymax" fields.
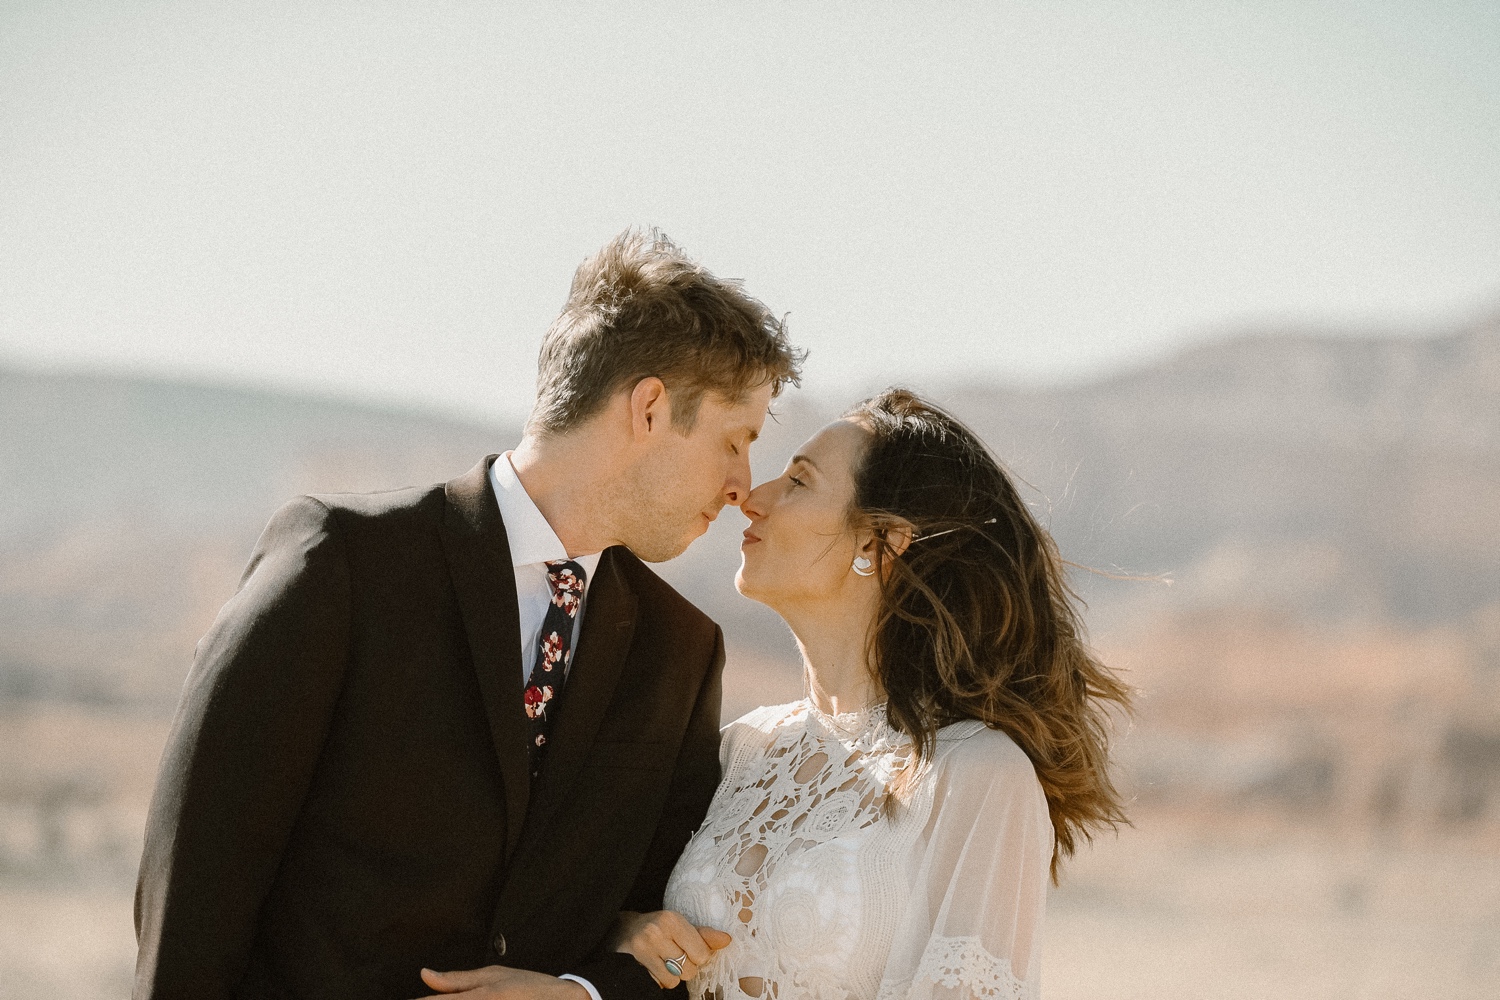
[{"xmin": 609, "ymin": 910, "xmax": 732, "ymax": 989}]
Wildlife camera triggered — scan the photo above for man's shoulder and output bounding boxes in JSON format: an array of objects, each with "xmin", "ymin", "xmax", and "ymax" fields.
[
  {"xmin": 252, "ymin": 482, "xmax": 451, "ymax": 556},
  {"xmin": 305, "ymin": 482, "xmax": 446, "ymax": 525},
  {"xmin": 605, "ymin": 547, "xmax": 718, "ymax": 636}
]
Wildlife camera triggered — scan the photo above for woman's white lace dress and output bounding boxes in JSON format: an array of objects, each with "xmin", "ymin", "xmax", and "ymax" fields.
[{"xmin": 663, "ymin": 701, "xmax": 1052, "ymax": 1000}]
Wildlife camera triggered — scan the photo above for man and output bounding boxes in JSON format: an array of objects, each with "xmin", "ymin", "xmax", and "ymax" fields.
[{"xmin": 134, "ymin": 229, "xmax": 804, "ymax": 1000}]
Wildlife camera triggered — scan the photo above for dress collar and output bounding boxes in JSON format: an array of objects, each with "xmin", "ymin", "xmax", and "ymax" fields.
[{"xmin": 803, "ymin": 700, "xmax": 907, "ymax": 754}]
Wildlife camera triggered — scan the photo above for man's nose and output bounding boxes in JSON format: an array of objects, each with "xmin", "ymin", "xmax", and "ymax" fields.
[{"xmin": 723, "ymin": 453, "xmax": 753, "ymax": 506}]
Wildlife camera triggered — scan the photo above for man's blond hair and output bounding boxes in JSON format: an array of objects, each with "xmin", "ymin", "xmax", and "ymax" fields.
[{"xmin": 529, "ymin": 229, "xmax": 803, "ymax": 433}]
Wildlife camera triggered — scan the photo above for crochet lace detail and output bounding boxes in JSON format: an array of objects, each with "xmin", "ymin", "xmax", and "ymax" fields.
[
  {"xmin": 664, "ymin": 701, "xmax": 1048, "ymax": 1000},
  {"xmin": 881, "ymin": 936, "xmax": 1031, "ymax": 1000},
  {"xmin": 667, "ymin": 702, "xmax": 913, "ymax": 1000}
]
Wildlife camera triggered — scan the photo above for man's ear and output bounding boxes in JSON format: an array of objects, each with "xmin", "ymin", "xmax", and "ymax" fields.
[{"xmin": 628, "ymin": 377, "xmax": 670, "ymax": 441}]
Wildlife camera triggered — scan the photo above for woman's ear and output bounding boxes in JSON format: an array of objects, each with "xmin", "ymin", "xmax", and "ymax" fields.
[
  {"xmin": 858, "ymin": 518, "xmax": 913, "ymax": 564},
  {"xmin": 885, "ymin": 521, "xmax": 913, "ymax": 559}
]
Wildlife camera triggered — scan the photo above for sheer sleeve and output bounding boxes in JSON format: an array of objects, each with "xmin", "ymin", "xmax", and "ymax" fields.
[{"xmin": 877, "ymin": 728, "xmax": 1053, "ymax": 1000}]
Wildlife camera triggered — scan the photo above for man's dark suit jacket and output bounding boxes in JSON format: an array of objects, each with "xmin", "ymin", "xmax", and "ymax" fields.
[{"xmin": 134, "ymin": 457, "xmax": 725, "ymax": 1000}]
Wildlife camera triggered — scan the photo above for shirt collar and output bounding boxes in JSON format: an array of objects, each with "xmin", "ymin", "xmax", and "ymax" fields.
[{"xmin": 490, "ymin": 452, "xmax": 603, "ymax": 574}]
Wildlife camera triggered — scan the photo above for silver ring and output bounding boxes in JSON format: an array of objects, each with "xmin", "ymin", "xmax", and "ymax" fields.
[{"xmin": 663, "ymin": 954, "xmax": 688, "ymax": 978}]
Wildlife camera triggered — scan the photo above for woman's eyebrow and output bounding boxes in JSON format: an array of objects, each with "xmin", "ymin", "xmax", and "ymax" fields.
[{"xmin": 790, "ymin": 454, "xmax": 819, "ymax": 471}]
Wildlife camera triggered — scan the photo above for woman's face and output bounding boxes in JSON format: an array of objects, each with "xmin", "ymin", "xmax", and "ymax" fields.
[{"xmin": 736, "ymin": 419, "xmax": 873, "ymax": 611}]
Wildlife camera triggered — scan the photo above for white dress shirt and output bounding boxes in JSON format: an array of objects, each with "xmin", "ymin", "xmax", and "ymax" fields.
[
  {"xmin": 488, "ymin": 453, "xmax": 606, "ymax": 1000},
  {"xmin": 489, "ymin": 453, "xmax": 603, "ymax": 685}
]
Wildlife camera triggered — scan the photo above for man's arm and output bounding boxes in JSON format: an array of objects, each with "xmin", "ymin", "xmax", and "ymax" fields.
[
  {"xmin": 134, "ymin": 497, "xmax": 353, "ymax": 1000},
  {"xmin": 571, "ymin": 625, "xmax": 727, "ymax": 1000},
  {"xmin": 417, "ymin": 626, "xmax": 727, "ymax": 1000}
]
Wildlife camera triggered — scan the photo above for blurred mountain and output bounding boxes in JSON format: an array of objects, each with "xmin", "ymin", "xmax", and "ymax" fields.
[
  {"xmin": 0, "ymin": 369, "xmax": 513, "ymax": 707},
  {"xmin": 1, "ymin": 312, "xmax": 1498, "ymax": 872},
  {"xmin": 950, "ymin": 312, "xmax": 1500, "ymax": 626},
  {"xmin": 0, "ymin": 369, "xmax": 514, "ymax": 542}
]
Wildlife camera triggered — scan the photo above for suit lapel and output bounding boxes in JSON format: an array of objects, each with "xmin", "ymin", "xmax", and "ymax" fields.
[
  {"xmin": 521, "ymin": 546, "xmax": 638, "ymax": 838},
  {"xmin": 439, "ymin": 455, "xmax": 532, "ymax": 859}
]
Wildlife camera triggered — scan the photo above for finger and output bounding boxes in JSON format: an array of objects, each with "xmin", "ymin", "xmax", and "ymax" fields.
[
  {"xmin": 652, "ymin": 962, "xmax": 681, "ymax": 990},
  {"xmin": 649, "ymin": 911, "xmax": 711, "ymax": 969},
  {"xmin": 636, "ymin": 933, "xmax": 680, "ymax": 988},
  {"xmin": 660, "ymin": 948, "xmax": 700, "ymax": 982},
  {"xmin": 420, "ymin": 968, "xmax": 461, "ymax": 992},
  {"xmin": 420, "ymin": 967, "xmax": 456, "ymax": 994},
  {"xmin": 672, "ymin": 925, "xmax": 716, "ymax": 968},
  {"xmin": 698, "ymin": 926, "xmax": 733, "ymax": 950},
  {"xmin": 656, "ymin": 948, "xmax": 685, "ymax": 989},
  {"xmin": 651, "ymin": 949, "xmax": 684, "ymax": 987},
  {"xmin": 421, "ymin": 967, "xmax": 497, "ymax": 992},
  {"xmin": 624, "ymin": 936, "xmax": 675, "ymax": 987}
]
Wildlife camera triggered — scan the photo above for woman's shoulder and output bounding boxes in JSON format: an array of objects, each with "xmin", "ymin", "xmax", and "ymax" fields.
[
  {"xmin": 915, "ymin": 723, "xmax": 1052, "ymax": 841},
  {"xmin": 932, "ymin": 720, "xmax": 1044, "ymax": 791}
]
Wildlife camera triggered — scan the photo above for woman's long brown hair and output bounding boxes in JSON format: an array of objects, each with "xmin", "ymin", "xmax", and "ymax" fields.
[{"xmin": 846, "ymin": 389, "xmax": 1131, "ymax": 880}]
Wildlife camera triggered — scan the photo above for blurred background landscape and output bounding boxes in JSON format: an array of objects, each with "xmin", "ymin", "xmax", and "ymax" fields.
[
  {"xmin": 4, "ymin": 308, "xmax": 1498, "ymax": 996},
  {"xmin": 4, "ymin": 2, "xmax": 1499, "ymax": 997}
]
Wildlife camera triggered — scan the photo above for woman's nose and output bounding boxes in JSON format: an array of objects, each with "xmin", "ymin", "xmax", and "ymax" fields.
[{"xmin": 740, "ymin": 481, "xmax": 772, "ymax": 520}]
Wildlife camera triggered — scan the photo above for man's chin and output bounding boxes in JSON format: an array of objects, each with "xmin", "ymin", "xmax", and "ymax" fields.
[
  {"xmin": 629, "ymin": 529, "xmax": 701, "ymax": 564},
  {"xmin": 624, "ymin": 510, "xmax": 720, "ymax": 563}
]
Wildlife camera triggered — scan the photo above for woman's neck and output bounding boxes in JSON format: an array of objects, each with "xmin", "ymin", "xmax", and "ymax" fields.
[{"xmin": 781, "ymin": 597, "xmax": 883, "ymax": 717}]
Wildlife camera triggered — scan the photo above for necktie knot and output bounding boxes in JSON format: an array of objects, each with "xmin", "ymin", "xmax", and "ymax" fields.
[{"xmin": 545, "ymin": 560, "xmax": 586, "ymax": 618}]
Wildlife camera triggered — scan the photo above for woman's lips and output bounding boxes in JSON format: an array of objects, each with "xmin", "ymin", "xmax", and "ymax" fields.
[{"xmin": 741, "ymin": 529, "xmax": 760, "ymax": 546}]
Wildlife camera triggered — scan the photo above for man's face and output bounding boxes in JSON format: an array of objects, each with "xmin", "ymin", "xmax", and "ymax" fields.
[{"xmin": 615, "ymin": 382, "xmax": 775, "ymax": 562}]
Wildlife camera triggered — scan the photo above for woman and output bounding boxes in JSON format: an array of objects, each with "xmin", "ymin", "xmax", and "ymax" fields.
[{"xmin": 612, "ymin": 389, "xmax": 1130, "ymax": 1000}]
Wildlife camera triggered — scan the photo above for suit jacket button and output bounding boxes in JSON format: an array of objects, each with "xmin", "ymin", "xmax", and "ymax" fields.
[{"xmin": 493, "ymin": 933, "xmax": 508, "ymax": 957}]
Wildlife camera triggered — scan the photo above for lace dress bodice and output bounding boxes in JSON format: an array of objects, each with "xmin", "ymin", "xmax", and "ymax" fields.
[{"xmin": 663, "ymin": 701, "xmax": 1052, "ymax": 1000}]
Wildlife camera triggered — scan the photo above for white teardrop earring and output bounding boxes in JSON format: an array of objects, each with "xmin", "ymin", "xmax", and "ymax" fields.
[{"xmin": 852, "ymin": 555, "xmax": 875, "ymax": 577}]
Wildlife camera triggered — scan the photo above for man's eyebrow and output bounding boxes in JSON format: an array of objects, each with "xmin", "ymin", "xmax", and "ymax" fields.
[{"xmin": 747, "ymin": 428, "xmax": 760, "ymax": 443}]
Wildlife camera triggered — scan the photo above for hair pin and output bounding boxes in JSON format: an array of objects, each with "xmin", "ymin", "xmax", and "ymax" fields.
[{"xmin": 913, "ymin": 517, "xmax": 998, "ymax": 542}]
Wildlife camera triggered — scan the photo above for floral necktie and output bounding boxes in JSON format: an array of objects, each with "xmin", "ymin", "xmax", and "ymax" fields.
[{"xmin": 525, "ymin": 559, "xmax": 586, "ymax": 780}]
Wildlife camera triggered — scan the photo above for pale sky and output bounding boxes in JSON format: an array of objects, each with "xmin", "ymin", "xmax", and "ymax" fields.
[{"xmin": 2, "ymin": 1, "xmax": 1497, "ymax": 422}]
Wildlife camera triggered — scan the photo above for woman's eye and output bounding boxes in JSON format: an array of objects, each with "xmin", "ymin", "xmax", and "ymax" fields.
[{"xmin": 788, "ymin": 476, "xmax": 807, "ymax": 488}]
